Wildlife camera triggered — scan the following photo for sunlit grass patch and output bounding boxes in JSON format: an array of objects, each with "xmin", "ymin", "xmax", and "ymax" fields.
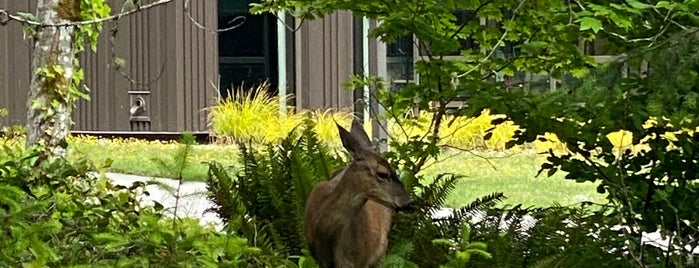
[
  {"xmin": 420, "ymin": 150, "xmax": 606, "ymax": 208},
  {"xmin": 68, "ymin": 135, "xmax": 240, "ymax": 181}
]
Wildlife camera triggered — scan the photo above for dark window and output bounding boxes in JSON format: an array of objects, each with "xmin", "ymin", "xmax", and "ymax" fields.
[
  {"xmin": 219, "ymin": 15, "xmax": 266, "ymax": 57},
  {"xmin": 218, "ymin": 0, "xmax": 277, "ymax": 99},
  {"xmin": 387, "ymin": 35, "xmax": 414, "ymax": 81}
]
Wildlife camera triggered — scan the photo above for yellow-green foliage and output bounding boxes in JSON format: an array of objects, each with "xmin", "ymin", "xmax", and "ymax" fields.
[
  {"xmin": 388, "ymin": 110, "xmax": 521, "ymax": 151},
  {"xmin": 207, "ymin": 84, "xmax": 302, "ymax": 144},
  {"xmin": 68, "ymin": 135, "xmax": 179, "ymax": 148},
  {"xmin": 205, "ymin": 84, "xmax": 572, "ymax": 153},
  {"xmin": 306, "ymin": 109, "xmax": 354, "ymax": 148},
  {"xmin": 604, "ymin": 117, "xmax": 699, "ymax": 156},
  {"xmin": 533, "ymin": 132, "xmax": 568, "ymax": 154},
  {"xmin": 207, "ymin": 84, "xmax": 358, "ymax": 145}
]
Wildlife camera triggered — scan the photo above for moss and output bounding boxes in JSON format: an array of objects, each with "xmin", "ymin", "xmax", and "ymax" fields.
[{"xmin": 55, "ymin": 0, "xmax": 81, "ymax": 21}]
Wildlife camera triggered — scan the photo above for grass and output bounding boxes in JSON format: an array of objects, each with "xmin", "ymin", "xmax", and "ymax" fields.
[
  {"xmin": 420, "ymin": 150, "xmax": 605, "ymax": 208},
  {"xmin": 64, "ymin": 136, "xmax": 605, "ymax": 208},
  {"xmin": 67, "ymin": 136, "xmax": 240, "ymax": 181}
]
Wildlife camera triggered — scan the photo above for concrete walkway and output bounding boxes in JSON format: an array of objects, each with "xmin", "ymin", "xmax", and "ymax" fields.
[{"xmin": 107, "ymin": 173, "xmax": 223, "ymax": 229}]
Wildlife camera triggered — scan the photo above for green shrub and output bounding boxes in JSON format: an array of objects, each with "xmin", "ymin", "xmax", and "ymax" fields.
[
  {"xmin": 306, "ymin": 109, "xmax": 354, "ymax": 148},
  {"xmin": 466, "ymin": 204, "xmax": 639, "ymax": 268},
  {"xmin": 0, "ymin": 109, "xmax": 26, "ymax": 141},
  {"xmin": 0, "ymin": 137, "xmax": 260, "ymax": 267},
  {"xmin": 387, "ymin": 110, "xmax": 569, "ymax": 153},
  {"xmin": 205, "ymin": 83, "xmax": 571, "ymax": 154},
  {"xmin": 483, "ymin": 48, "xmax": 699, "ymax": 266}
]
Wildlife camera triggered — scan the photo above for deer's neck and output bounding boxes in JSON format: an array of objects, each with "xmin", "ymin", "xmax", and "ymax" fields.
[
  {"xmin": 331, "ymin": 166, "xmax": 369, "ymax": 217},
  {"xmin": 320, "ymin": 167, "xmax": 369, "ymax": 232}
]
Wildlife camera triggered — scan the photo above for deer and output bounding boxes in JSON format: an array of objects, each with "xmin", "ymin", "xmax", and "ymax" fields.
[{"xmin": 304, "ymin": 120, "xmax": 415, "ymax": 268}]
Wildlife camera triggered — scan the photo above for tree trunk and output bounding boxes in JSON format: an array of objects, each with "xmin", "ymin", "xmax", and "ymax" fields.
[{"xmin": 25, "ymin": 0, "xmax": 79, "ymax": 158}]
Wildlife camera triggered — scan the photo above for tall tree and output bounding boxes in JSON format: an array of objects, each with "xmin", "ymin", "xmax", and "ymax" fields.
[{"xmin": 26, "ymin": 0, "xmax": 83, "ymax": 158}]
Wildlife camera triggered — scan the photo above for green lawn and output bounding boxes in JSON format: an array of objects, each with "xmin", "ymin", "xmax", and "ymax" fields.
[
  {"xmin": 420, "ymin": 150, "xmax": 605, "ymax": 208},
  {"xmin": 67, "ymin": 136, "xmax": 605, "ymax": 208},
  {"xmin": 68, "ymin": 136, "xmax": 241, "ymax": 181}
]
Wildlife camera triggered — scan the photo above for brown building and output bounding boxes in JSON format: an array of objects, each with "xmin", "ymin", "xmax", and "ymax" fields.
[{"xmin": 0, "ymin": 0, "xmax": 404, "ymax": 135}]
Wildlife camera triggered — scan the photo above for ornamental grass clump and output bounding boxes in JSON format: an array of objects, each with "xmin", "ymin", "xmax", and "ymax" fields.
[{"xmin": 207, "ymin": 83, "xmax": 302, "ymax": 144}]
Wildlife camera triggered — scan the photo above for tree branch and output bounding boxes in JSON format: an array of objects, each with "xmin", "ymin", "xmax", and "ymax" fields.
[
  {"xmin": 0, "ymin": 0, "xmax": 175, "ymax": 27},
  {"xmin": 184, "ymin": 0, "xmax": 245, "ymax": 33}
]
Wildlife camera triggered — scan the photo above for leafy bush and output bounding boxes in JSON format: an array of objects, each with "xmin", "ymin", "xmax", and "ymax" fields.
[
  {"xmin": 0, "ymin": 137, "xmax": 260, "ymax": 267},
  {"xmin": 386, "ymin": 109, "xmax": 573, "ymax": 153},
  {"xmin": 207, "ymin": 83, "xmax": 301, "ymax": 143},
  {"xmin": 465, "ymin": 34, "xmax": 699, "ymax": 266},
  {"xmin": 386, "ymin": 189, "xmax": 503, "ymax": 267},
  {"xmin": 0, "ymin": 109, "xmax": 26, "ymax": 140},
  {"xmin": 306, "ymin": 109, "xmax": 355, "ymax": 148},
  {"xmin": 466, "ymin": 204, "xmax": 638, "ymax": 268}
]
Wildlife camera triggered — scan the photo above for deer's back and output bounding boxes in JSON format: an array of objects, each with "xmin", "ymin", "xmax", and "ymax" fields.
[{"xmin": 304, "ymin": 178, "xmax": 339, "ymax": 267}]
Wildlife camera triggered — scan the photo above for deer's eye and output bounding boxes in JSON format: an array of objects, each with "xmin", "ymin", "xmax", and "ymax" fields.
[{"xmin": 377, "ymin": 171, "xmax": 391, "ymax": 180}]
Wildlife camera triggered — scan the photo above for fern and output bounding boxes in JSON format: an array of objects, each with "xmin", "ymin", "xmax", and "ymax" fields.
[
  {"xmin": 451, "ymin": 192, "xmax": 506, "ymax": 219},
  {"xmin": 206, "ymin": 119, "xmax": 346, "ymax": 258},
  {"xmin": 204, "ymin": 162, "xmax": 241, "ymax": 224},
  {"xmin": 0, "ymin": 184, "xmax": 25, "ymax": 212},
  {"xmin": 434, "ymin": 192, "xmax": 506, "ymax": 240},
  {"xmin": 419, "ymin": 173, "xmax": 460, "ymax": 211}
]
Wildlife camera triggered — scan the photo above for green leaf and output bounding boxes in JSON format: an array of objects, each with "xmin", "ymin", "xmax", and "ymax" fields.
[
  {"xmin": 625, "ymin": 0, "xmax": 653, "ymax": 9},
  {"xmin": 31, "ymin": 99, "xmax": 43, "ymax": 110},
  {"xmin": 655, "ymin": 1, "xmax": 674, "ymax": 9},
  {"xmin": 16, "ymin": 12, "xmax": 39, "ymax": 22},
  {"xmin": 579, "ymin": 17, "xmax": 603, "ymax": 33},
  {"xmin": 52, "ymin": 65, "xmax": 64, "ymax": 74},
  {"xmin": 113, "ymin": 57, "xmax": 127, "ymax": 70},
  {"xmin": 521, "ymin": 41, "xmax": 548, "ymax": 54}
]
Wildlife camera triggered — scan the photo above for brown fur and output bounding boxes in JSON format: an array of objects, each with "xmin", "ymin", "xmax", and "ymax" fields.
[{"xmin": 304, "ymin": 121, "xmax": 413, "ymax": 268}]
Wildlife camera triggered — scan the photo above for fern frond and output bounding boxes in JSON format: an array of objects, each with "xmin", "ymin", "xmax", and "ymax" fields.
[
  {"xmin": 0, "ymin": 184, "xmax": 25, "ymax": 212},
  {"xmin": 205, "ymin": 161, "xmax": 240, "ymax": 223},
  {"xmin": 444, "ymin": 192, "xmax": 506, "ymax": 227},
  {"xmin": 527, "ymin": 253, "xmax": 563, "ymax": 268},
  {"xmin": 419, "ymin": 173, "xmax": 460, "ymax": 211},
  {"xmin": 206, "ymin": 119, "xmax": 345, "ymax": 257}
]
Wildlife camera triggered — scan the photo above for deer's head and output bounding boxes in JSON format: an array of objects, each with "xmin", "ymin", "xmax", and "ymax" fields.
[{"xmin": 337, "ymin": 120, "xmax": 415, "ymax": 212}]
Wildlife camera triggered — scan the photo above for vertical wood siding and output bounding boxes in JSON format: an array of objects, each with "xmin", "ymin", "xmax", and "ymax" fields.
[
  {"xmin": 294, "ymin": 11, "xmax": 355, "ymax": 111},
  {"xmin": 0, "ymin": 0, "xmax": 35, "ymax": 127}
]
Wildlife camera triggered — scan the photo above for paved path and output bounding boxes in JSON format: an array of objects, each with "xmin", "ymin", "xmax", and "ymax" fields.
[{"xmin": 107, "ymin": 173, "xmax": 223, "ymax": 229}]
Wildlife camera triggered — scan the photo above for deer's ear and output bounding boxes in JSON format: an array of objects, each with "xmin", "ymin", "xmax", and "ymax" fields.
[
  {"xmin": 337, "ymin": 121, "xmax": 369, "ymax": 160},
  {"xmin": 349, "ymin": 120, "xmax": 372, "ymax": 150}
]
